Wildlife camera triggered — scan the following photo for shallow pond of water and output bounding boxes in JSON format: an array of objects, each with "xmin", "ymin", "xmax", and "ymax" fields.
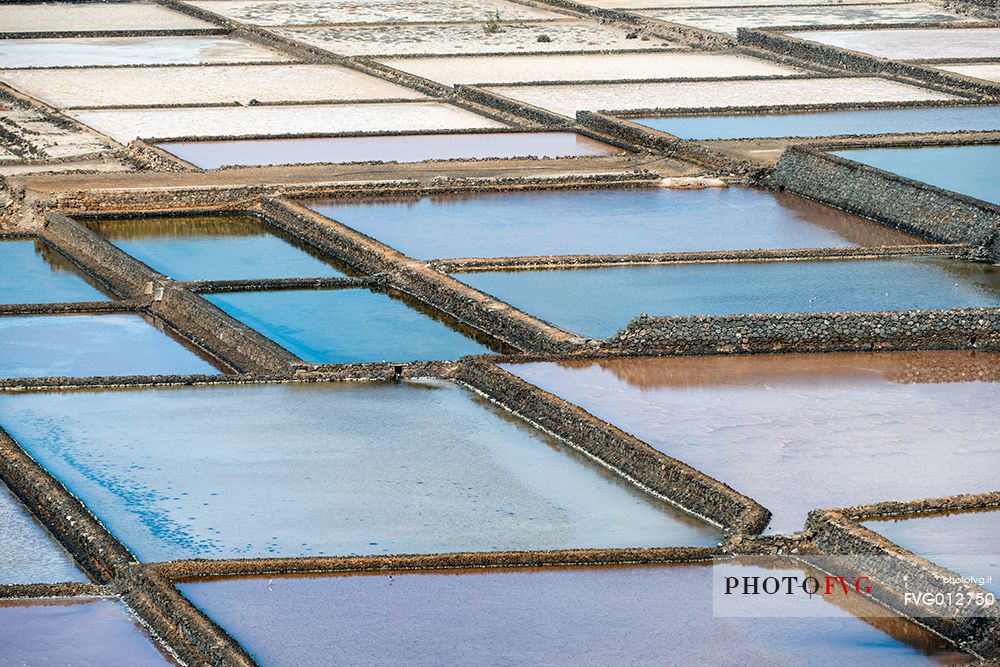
[
  {"xmin": 157, "ymin": 132, "xmax": 617, "ymax": 169},
  {"xmin": 177, "ymin": 560, "xmax": 970, "ymax": 666},
  {"xmin": 0, "ymin": 598, "xmax": 174, "ymax": 665},
  {"xmin": 0, "ymin": 238, "xmax": 109, "ymax": 305},
  {"xmin": 0, "ymin": 483, "xmax": 84, "ymax": 584},
  {"xmin": 636, "ymin": 105, "xmax": 1000, "ymax": 140},
  {"xmin": 504, "ymin": 351, "xmax": 1000, "ymax": 534},
  {"xmin": 88, "ymin": 215, "xmax": 346, "ymax": 282},
  {"xmin": 830, "ymin": 144, "xmax": 1000, "ymax": 205},
  {"xmin": 309, "ymin": 187, "xmax": 919, "ymax": 259},
  {"xmin": 456, "ymin": 256, "xmax": 1000, "ymax": 338},
  {"xmin": 0, "ymin": 381, "xmax": 721, "ymax": 561},
  {"xmin": 0, "ymin": 314, "xmax": 221, "ymax": 378},
  {"xmin": 865, "ymin": 510, "xmax": 1000, "ymax": 595},
  {"xmin": 205, "ymin": 288, "xmax": 499, "ymax": 363}
]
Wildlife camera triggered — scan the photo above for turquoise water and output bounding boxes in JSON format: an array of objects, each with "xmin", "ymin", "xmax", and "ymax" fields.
[
  {"xmin": 0, "ymin": 599, "xmax": 173, "ymax": 665},
  {"xmin": 831, "ymin": 145, "xmax": 1000, "ymax": 205},
  {"xmin": 178, "ymin": 561, "xmax": 969, "ymax": 666},
  {"xmin": 0, "ymin": 381, "xmax": 721, "ymax": 561},
  {"xmin": 0, "ymin": 483, "xmax": 84, "ymax": 584},
  {"xmin": 457, "ymin": 256, "xmax": 1000, "ymax": 338},
  {"xmin": 205, "ymin": 288, "xmax": 496, "ymax": 363},
  {"xmin": 0, "ymin": 314, "xmax": 220, "ymax": 378},
  {"xmin": 0, "ymin": 239, "xmax": 108, "ymax": 304},
  {"xmin": 308, "ymin": 187, "xmax": 917, "ymax": 259},
  {"xmin": 636, "ymin": 106, "xmax": 1000, "ymax": 140},
  {"xmin": 87, "ymin": 216, "xmax": 346, "ymax": 282},
  {"xmin": 157, "ymin": 132, "xmax": 616, "ymax": 168}
]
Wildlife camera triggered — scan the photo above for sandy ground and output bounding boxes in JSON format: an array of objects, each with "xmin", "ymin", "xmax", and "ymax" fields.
[
  {"xmin": 580, "ymin": 0, "xmax": 909, "ymax": 6},
  {"xmin": 0, "ymin": 37, "xmax": 290, "ymax": 69},
  {"xmin": 8, "ymin": 155, "xmax": 681, "ymax": 196},
  {"xmin": 186, "ymin": 0, "xmax": 568, "ymax": 25},
  {"xmin": 639, "ymin": 3, "xmax": 970, "ymax": 36},
  {"xmin": 0, "ymin": 160, "xmax": 133, "ymax": 176},
  {"xmin": 0, "ymin": 65, "xmax": 428, "ymax": 108},
  {"xmin": 933, "ymin": 62, "xmax": 1000, "ymax": 83},
  {"xmin": 69, "ymin": 101, "xmax": 506, "ymax": 142},
  {"xmin": 0, "ymin": 3, "xmax": 212, "ymax": 32},
  {"xmin": 487, "ymin": 77, "xmax": 957, "ymax": 117},
  {"xmin": 275, "ymin": 22, "xmax": 678, "ymax": 56},
  {"xmin": 379, "ymin": 52, "xmax": 803, "ymax": 85},
  {"xmin": 787, "ymin": 27, "xmax": 1000, "ymax": 60}
]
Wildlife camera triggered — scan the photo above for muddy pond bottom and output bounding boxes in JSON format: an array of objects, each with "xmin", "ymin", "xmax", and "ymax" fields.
[
  {"xmin": 177, "ymin": 560, "xmax": 969, "ymax": 666},
  {"xmin": 156, "ymin": 132, "xmax": 617, "ymax": 168},
  {"xmin": 0, "ymin": 314, "xmax": 222, "ymax": 378},
  {"xmin": 0, "ymin": 381, "xmax": 720, "ymax": 561},
  {"xmin": 0, "ymin": 598, "xmax": 174, "ymax": 665},
  {"xmin": 87, "ymin": 215, "xmax": 346, "ymax": 282},
  {"xmin": 864, "ymin": 510, "xmax": 1000, "ymax": 596},
  {"xmin": 830, "ymin": 144, "xmax": 1000, "ymax": 205},
  {"xmin": 205, "ymin": 288, "xmax": 497, "ymax": 363},
  {"xmin": 0, "ymin": 238, "xmax": 108, "ymax": 304},
  {"xmin": 308, "ymin": 187, "xmax": 918, "ymax": 259},
  {"xmin": 504, "ymin": 350, "xmax": 1000, "ymax": 534},
  {"xmin": 456, "ymin": 256, "xmax": 1000, "ymax": 338}
]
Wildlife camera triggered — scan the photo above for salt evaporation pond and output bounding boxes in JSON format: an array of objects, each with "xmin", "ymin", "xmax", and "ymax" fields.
[
  {"xmin": 0, "ymin": 36, "xmax": 288, "ymax": 68},
  {"xmin": 87, "ymin": 216, "xmax": 347, "ymax": 281},
  {"xmin": 865, "ymin": 510, "xmax": 1000, "ymax": 596},
  {"xmin": 177, "ymin": 560, "xmax": 970, "ymax": 666},
  {"xmin": 456, "ymin": 257, "xmax": 1000, "ymax": 338},
  {"xmin": 0, "ymin": 238, "xmax": 108, "ymax": 304},
  {"xmin": 0, "ymin": 598, "xmax": 174, "ymax": 665},
  {"xmin": 157, "ymin": 132, "xmax": 617, "ymax": 169},
  {"xmin": 635, "ymin": 105, "xmax": 1000, "ymax": 140},
  {"xmin": 0, "ymin": 314, "xmax": 221, "ymax": 378},
  {"xmin": 205, "ymin": 289, "xmax": 497, "ymax": 363},
  {"xmin": 831, "ymin": 144, "xmax": 1000, "ymax": 205},
  {"xmin": 504, "ymin": 351, "xmax": 1000, "ymax": 534},
  {"xmin": 0, "ymin": 482, "xmax": 83, "ymax": 584},
  {"xmin": 309, "ymin": 187, "xmax": 919, "ymax": 259},
  {"xmin": 0, "ymin": 381, "xmax": 721, "ymax": 561}
]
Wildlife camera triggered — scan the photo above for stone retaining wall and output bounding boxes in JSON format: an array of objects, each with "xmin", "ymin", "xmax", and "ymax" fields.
[
  {"xmin": 807, "ymin": 493, "xmax": 1000, "ymax": 659},
  {"xmin": 770, "ymin": 145, "xmax": 1000, "ymax": 259},
  {"xmin": 457, "ymin": 360, "xmax": 771, "ymax": 537},
  {"xmin": 606, "ymin": 308, "xmax": 1000, "ymax": 354}
]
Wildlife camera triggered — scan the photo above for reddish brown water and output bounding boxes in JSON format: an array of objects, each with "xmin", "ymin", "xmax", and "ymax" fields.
[
  {"xmin": 178, "ymin": 560, "xmax": 970, "ymax": 665},
  {"xmin": 505, "ymin": 351, "xmax": 1000, "ymax": 533}
]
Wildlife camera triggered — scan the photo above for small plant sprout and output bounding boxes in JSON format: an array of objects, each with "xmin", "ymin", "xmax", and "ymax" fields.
[{"xmin": 483, "ymin": 9, "xmax": 504, "ymax": 34}]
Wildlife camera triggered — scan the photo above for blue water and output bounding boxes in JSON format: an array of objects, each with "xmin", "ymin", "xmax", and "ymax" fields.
[
  {"xmin": 0, "ymin": 239, "xmax": 108, "ymax": 305},
  {"xmin": 308, "ymin": 187, "xmax": 916, "ymax": 259},
  {"xmin": 831, "ymin": 144, "xmax": 1000, "ymax": 205},
  {"xmin": 0, "ymin": 382, "xmax": 720, "ymax": 561},
  {"xmin": 0, "ymin": 314, "xmax": 220, "ymax": 378},
  {"xmin": 457, "ymin": 256, "xmax": 1000, "ymax": 338},
  {"xmin": 636, "ymin": 106, "xmax": 1000, "ymax": 140},
  {"xmin": 88, "ymin": 216, "xmax": 345, "ymax": 281},
  {"xmin": 205, "ymin": 288, "xmax": 495, "ymax": 363}
]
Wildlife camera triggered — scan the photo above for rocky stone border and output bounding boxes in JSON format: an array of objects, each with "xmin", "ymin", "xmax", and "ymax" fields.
[
  {"xmin": 807, "ymin": 492, "xmax": 1000, "ymax": 659},
  {"xmin": 607, "ymin": 308, "xmax": 1000, "ymax": 355},
  {"xmin": 770, "ymin": 144, "xmax": 1000, "ymax": 260}
]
